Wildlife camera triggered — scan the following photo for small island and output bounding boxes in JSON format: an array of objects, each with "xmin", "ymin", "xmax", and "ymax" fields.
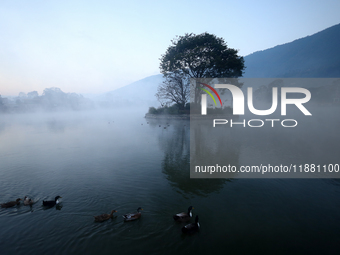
[{"xmin": 146, "ymin": 32, "xmax": 244, "ymax": 120}]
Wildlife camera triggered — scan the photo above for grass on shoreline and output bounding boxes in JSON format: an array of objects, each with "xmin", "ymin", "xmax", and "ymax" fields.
[{"xmin": 148, "ymin": 103, "xmax": 233, "ymax": 115}]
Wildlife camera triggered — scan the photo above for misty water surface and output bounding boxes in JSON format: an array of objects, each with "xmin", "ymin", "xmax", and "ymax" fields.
[{"xmin": 0, "ymin": 107, "xmax": 340, "ymax": 254}]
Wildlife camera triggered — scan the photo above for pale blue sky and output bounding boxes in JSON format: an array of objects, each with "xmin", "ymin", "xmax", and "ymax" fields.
[{"xmin": 1, "ymin": 0, "xmax": 339, "ymax": 96}]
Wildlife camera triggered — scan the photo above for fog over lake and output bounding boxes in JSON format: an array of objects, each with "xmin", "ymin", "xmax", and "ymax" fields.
[{"xmin": 1, "ymin": 107, "xmax": 340, "ymax": 254}]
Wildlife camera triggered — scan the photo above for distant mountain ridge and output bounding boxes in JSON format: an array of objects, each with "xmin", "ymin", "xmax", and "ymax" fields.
[
  {"xmin": 243, "ymin": 23, "xmax": 340, "ymax": 78},
  {"xmin": 100, "ymin": 74, "xmax": 163, "ymax": 107},
  {"xmin": 103, "ymin": 23, "xmax": 340, "ymax": 107}
]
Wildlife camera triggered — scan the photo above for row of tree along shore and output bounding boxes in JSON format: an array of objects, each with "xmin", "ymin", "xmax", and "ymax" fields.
[{"xmin": 0, "ymin": 87, "xmax": 94, "ymax": 114}]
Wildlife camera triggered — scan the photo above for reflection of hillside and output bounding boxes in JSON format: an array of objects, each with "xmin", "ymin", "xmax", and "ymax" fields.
[{"xmin": 157, "ymin": 120, "xmax": 228, "ymax": 196}]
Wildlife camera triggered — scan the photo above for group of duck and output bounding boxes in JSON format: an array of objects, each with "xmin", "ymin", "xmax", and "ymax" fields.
[
  {"xmin": 140, "ymin": 121, "xmax": 171, "ymax": 129},
  {"xmin": 0, "ymin": 196, "xmax": 62, "ymax": 208},
  {"xmin": 174, "ymin": 206, "xmax": 200, "ymax": 234},
  {"xmin": 1, "ymin": 197, "xmax": 200, "ymax": 234},
  {"xmin": 94, "ymin": 207, "xmax": 143, "ymax": 222},
  {"xmin": 94, "ymin": 205, "xmax": 200, "ymax": 234}
]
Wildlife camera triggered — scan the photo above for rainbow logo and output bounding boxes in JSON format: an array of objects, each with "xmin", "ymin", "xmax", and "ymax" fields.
[{"xmin": 198, "ymin": 82, "xmax": 223, "ymax": 107}]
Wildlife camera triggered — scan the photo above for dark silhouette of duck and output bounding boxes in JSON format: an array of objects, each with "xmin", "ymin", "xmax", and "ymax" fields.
[
  {"xmin": 1, "ymin": 198, "xmax": 22, "ymax": 208},
  {"xmin": 123, "ymin": 207, "xmax": 143, "ymax": 221},
  {"xmin": 94, "ymin": 210, "xmax": 117, "ymax": 222},
  {"xmin": 173, "ymin": 206, "xmax": 193, "ymax": 222},
  {"xmin": 182, "ymin": 215, "xmax": 200, "ymax": 234},
  {"xmin": 43, "ymin": 196, "xmax": 62, "ymax": 207}
]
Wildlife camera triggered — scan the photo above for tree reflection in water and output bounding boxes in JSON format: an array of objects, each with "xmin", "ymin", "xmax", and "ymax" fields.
[
  {"xmin": 150, "ymin": 118, "xmax": 239, "ymax": 197},
  {"xmin": 190, "ymin": 119, "xmax": 240, "ymax": 179}
]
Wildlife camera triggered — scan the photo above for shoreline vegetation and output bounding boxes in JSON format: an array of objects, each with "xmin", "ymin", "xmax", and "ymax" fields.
[{"xmin": 145, "ymin": 103, "xmax": 234, "ymax": 119}]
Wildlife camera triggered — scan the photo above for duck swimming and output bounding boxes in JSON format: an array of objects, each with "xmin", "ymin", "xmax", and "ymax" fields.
[
  {"xmin": 182, "ymin": 215, "xmax": 200, "ymax": 234},
  {"xmin": 173, "ymin": 206, "xmax": 193, "ymax": 222},
  {"xmin": 123, "ymin": 207, "xmax": 143, "ymax": 221},
  {"xmin": 24, "ymin": 196, "xmax": 34, "ymax": 206},
  {"xmin": 43, "ymin": 196, "xmax": 62, "ymax": 207},
  {"xmin": 1, "ymin": 198, "xmax": 22, "ymax": 208},
  {"xmin": 94, "ymin": 210, "xmax": 117, "ymax": 222}
]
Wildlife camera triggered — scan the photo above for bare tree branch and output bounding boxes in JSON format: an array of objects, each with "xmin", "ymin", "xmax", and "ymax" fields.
[{"xmin": 155, "ymin": 72, "xmax": 190, "ymax": 110}]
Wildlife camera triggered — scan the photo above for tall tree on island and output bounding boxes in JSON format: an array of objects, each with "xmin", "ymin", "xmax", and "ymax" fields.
[{"xmin": 159, "ymin": 32, "xmax": 245, "ymax": 105}]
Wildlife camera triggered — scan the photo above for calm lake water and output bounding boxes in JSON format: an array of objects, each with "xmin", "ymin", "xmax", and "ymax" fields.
[{"xmin": 0, "ymin": 108, "xmax": 340, "ymax": 254}]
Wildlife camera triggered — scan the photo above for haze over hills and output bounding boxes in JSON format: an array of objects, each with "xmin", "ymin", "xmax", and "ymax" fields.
[
  {"xmin": 243, "ymin": 23, "xmax": 340, "ymax": 78},
  {"xmin": 2, "ymin": 23, "xmax": 339, "ymax": 113},
  {"xmin": 104, "ymin": 23, "xmax": 340, "ymax": 107},
  {"xmin": 99, "ymin": 74, "xmax": 164, "ymax": 108}
]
